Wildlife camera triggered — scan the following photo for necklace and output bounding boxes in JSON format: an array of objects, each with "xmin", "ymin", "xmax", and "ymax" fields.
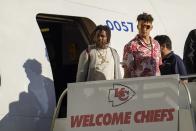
[
  {"xmin": 145, "ymin": 43, "xmax": 152, "ymax": 50},
  {"xmin": 96, "ymin": 48, "xmax": 109, "ymax": 65}
]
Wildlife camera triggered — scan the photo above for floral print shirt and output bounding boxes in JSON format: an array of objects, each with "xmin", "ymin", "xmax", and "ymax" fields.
[{"xmin": 123, "ymin": 35, "xmax": 162, "ymax": 77}]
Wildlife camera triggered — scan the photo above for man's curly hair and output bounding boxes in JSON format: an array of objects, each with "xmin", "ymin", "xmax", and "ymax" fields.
[{"xmin": 137, "ymin": 12, "xmax": 153, "ymax": 22}]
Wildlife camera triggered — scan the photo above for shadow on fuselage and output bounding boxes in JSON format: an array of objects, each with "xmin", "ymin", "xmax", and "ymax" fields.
[{"xmin": 0, "ymin": 59, "xmax": 56, "ymax": 131}]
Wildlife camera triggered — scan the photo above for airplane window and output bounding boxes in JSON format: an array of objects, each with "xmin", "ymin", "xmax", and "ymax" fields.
[{"xmin": 36, "ymin": 14, "xmax": 96, "ymax": 117}]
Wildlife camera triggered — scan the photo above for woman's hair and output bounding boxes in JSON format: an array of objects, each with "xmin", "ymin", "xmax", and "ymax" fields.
[{"xmin": 90, "ymin": 25, "xmax": 111, "ymax": 44}]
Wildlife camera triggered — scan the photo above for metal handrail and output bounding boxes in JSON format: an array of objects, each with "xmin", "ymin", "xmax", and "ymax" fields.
[
  {"xmin": 50, "ymin": 88, "xmax": 68, "ymax": 131},
  {"xmin": 182, "ymin": 83, "xmax": 192, "ymax": 108},
  {"xmin": 180, "ymin": 74, "xmax": 196, "ymax": 79},
  {"xmin": 179, "ymin": 82, "xmax": 196, "ymax": 131}
]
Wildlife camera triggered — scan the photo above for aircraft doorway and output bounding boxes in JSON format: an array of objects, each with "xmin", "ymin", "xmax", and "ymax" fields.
[{"xmin": 36, "ymin": 14, "xmax": 96, "ymax": 117}]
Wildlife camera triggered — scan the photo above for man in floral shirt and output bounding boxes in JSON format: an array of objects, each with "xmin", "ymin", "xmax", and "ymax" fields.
[{"xmin": 122, "ymin": 12, "xmax": 162, "ymax": 78}]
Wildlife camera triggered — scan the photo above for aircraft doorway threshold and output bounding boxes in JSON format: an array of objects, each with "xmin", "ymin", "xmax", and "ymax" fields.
[{"xmin": 36, "ymin": 14, "xmax": 96, "ymax": 117}]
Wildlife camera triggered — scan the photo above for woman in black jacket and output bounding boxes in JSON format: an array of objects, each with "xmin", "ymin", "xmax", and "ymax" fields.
[{"xmin": 183, "ymin": 29, "xmax": 196, "ymax": 81}]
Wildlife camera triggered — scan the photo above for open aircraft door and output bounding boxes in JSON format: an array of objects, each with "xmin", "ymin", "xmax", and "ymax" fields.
[{"xmin": 36, "ymin": 14, "xmax": 96, "ymax": 118}]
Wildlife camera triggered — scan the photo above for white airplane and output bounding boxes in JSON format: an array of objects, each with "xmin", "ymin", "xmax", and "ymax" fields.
[{"xmin": 0, "ymin": 0, "xmax": 196, "ymax": 131}]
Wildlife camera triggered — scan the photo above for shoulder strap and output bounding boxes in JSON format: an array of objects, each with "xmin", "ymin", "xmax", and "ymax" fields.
[
  {"xmin": 109, "ymin": 47, "xmax": 116, "ymax": 53},
  {"xmin": 109, "ymin": 47, "xmax": 117, "ymax": 78},
  {"xmin": 85, "ymin": 48, "xmax": 90, "ymax": 81}
]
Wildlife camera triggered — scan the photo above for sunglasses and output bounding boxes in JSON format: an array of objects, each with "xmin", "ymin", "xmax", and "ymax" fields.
[{"xmin": 138, "ymin": 24, "xmax": 152, "ymax": 30}]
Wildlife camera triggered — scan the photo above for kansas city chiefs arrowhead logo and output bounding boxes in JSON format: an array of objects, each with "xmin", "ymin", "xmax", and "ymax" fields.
[{"xmin": 108, "ymin": 83, "xmax": 136, "ymax": 107}]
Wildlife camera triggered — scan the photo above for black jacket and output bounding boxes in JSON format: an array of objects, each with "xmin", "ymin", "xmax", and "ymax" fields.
[
  {"xmin": 160, "ymin": 51, "xmax": 187, "ymax": 76},
  {"xmin": 183, "ymin": 29, "xmax": 196, "ymax": 75}
]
